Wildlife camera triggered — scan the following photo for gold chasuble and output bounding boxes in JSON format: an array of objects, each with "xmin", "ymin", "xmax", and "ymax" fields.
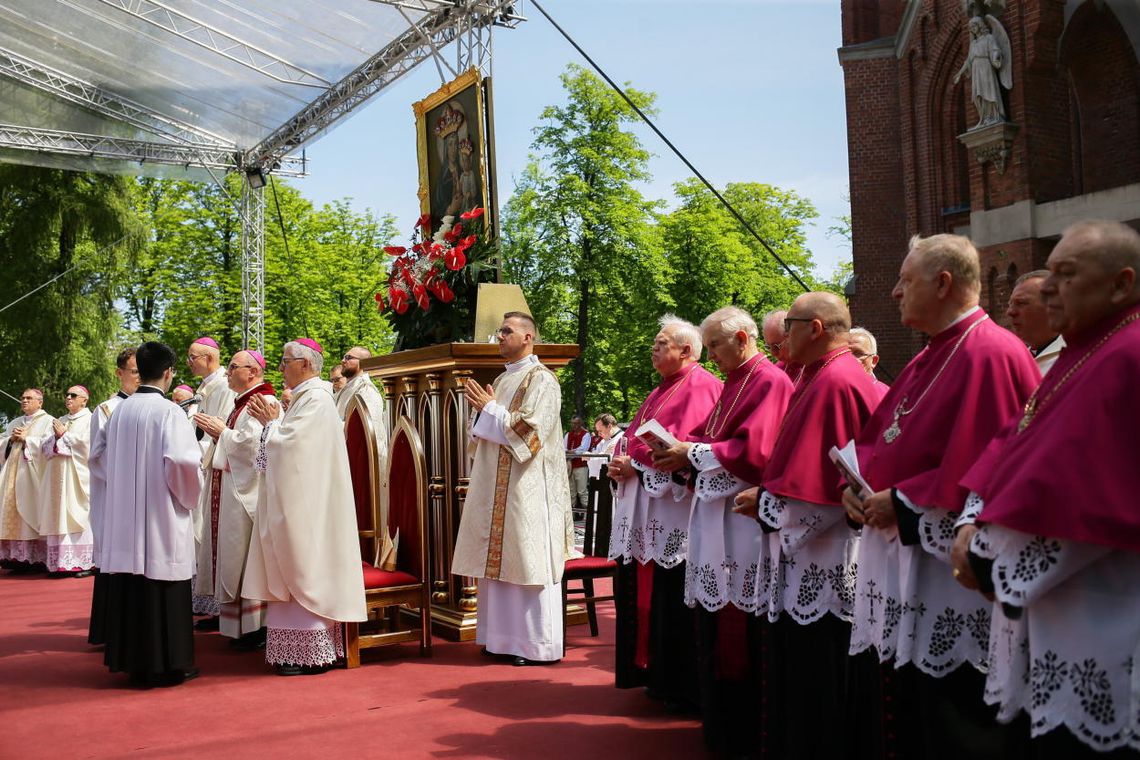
[{"xmin": 452, "ymin": 360, "xmax": 574, "ymax": 587}]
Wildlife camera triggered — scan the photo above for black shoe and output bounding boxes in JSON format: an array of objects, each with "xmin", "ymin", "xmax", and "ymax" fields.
[
  {"xmin": 229, "ymin": 629, "xmax": 266, "ymax": 651},
  {"xmin": 194, "ymin": 616, "xmax": 219, "ymax": 632},
  {"xmin": 276, "ymin": 663, "xmax": 329, "ymax": 676},
  {"xmin": 511, "ymin": 656, "xmax": 560, "ymax": 667}
]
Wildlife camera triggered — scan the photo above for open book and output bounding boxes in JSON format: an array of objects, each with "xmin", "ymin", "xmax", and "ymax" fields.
[
  {"xmin": 829, "ymin": 439, "xmax": 872, "ymax": 500},
  {"xmin": 634, "ymin": 419, "xmax": 680, "ymax": 454}
]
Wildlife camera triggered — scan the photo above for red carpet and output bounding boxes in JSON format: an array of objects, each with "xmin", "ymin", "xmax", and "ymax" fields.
[{"xmin": 0, "ymin": 572, "xmax": 702, "ymax": 759}]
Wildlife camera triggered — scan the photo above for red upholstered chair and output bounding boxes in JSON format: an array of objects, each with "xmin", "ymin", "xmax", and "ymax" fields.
[
  {"xmin": 562, "ymin": 471, "xmax": 617, "ymax": 646},
  {"xmin": 343, "ymin": 411, "xmax": 432, "ymax": 667}
]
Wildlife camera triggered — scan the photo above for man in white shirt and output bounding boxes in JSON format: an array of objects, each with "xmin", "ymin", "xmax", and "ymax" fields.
[
  {"xmin": 564, "ymin": 416, "xmax": 592, "ymax": 515},
  {"xmin": 1006, "ymin": 270, "xmax": 1066, "ymax": 375},
  {"xmin": 93, "ymin": 341, "xmax": 203, "ymax": 687}
]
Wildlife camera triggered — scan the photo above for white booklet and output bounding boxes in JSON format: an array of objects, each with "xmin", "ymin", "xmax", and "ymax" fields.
[
  {"xmin": 828, "ymin": 439, "xmax": 872, "ymax": 500},
  {"xmin": 634, "ymin": 419, "xmax": 679, "ymax": 453}
]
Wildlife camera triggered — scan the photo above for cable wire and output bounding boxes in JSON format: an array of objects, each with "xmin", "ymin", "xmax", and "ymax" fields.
[{"xmin": 528, "ymin": 0, "xmax": 811, "ymax": 292}]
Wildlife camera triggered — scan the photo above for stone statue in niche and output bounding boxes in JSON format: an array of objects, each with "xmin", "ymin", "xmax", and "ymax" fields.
[{"xmin": 954, "ymin": 7, "xmax": 1013, "ymax": 129}]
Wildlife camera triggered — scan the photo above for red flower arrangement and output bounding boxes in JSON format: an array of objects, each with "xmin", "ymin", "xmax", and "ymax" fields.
[{"xmin": 377, "ymin": 207, "xmax": 496, "ymax": 350}]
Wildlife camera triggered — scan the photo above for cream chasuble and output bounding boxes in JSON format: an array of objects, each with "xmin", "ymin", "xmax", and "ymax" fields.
[
  {"xmin": 0, "ymin": 410, "xmax": 55, "ymax": 548},
  {"xmin": 335, "ymin": 372, "xmax": 389, "ymax": 526},
  {"xmin": 451, "ymin": 356, "xmax": 575, "ymax": 587},
  {"xmin": 37, "ymin": 407, "xmax": 92, "ymax": 537},
  {"xmin": 194, "ymin": 388, "xmax": 275, "ymax": 606},
  {"xmin": 243, "ymin": 377, "xmax": 366, "ymax": 623}
]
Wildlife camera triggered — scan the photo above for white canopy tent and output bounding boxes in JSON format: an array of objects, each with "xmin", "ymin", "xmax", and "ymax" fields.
[{"xmin": 0, "ymin": 0, "xmax": 522, "ymax": 348}]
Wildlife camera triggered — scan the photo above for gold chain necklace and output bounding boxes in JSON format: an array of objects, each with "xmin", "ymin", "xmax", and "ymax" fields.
[
  {"xmin": 773, "ymin": 348, "xmax": 852, "ymax": 449},
  {"xmin": 1018, "ymin": 311, "xmax": 1140, "ymax": 433},
  {"xmin": 704, "ymin": 353, "xmax": 763, "ymax": 438},
  {"xmin": 644, "ymin": 364, "xmax": 696, "ymax": 424},
  {"xmin": 882, "ymin": 314, "xmax": 988, "ymax": 444}
]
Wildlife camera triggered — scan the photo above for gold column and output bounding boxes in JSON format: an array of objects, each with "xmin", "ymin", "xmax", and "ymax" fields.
[{"xmin": 452, "ymin": 369, "xmax": 478, "ymax": 613}]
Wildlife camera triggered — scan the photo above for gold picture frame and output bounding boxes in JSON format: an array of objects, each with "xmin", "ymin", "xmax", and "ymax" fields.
[{"xmin": 412, "ymin": 67, "xmax": 493, "ymax": 235}]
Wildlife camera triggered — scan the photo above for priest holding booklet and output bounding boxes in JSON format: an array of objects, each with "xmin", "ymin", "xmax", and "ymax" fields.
[
  {"xmin": 649, "ymin": 306, "xmax": 792, "ymax": 756},
  {"xmin": 607, "ymin": 315, "xmax": 721, "ymax": 710},
  {"xmin": 733, "ymin": 292, "xmax": 882, "ymax": 759}
]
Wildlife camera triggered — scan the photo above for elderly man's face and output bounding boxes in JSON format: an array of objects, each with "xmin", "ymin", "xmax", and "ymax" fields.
[
  {"xmin": 1041, "ymin": 234, "xmax": 1130, "ymax": 337},
  {"xmin": 704, "ymin": 329, "xmax": 747, "ymax": 375},
  {"xmin": 892, "ymin": 250, "xmax": 941, "ymax": 332},
  {"xmin": 19, "ymin": 390, "xmax": 42, "ymax": 415},
  {"xmin": 651, "ymin": 329, "xmax": 687, "ymax": 377},
  {"xmin": 849, "ymin": 335, "xmax": 878, "ymax": 375},
  {"xmin": 1006, "ymin": 278, "xmax": 1052, "ymax": 346},
  {"xmin": 64, "ymin": 390, "xmax": 88, "ymax": 415},
  {"xmin": 279, "ymin": 350, "xmax": 308, "ymax": 389},
  {"xmin": 762, "ymin": 323, "xmax": 789, "ymax": 362},
  {"xmin": 226, "ymin": 351, "xmax": 262, "ymax": 393}
]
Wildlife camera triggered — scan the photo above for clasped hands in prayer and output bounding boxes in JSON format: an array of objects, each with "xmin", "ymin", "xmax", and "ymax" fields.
[
  {"xmin": 245, "ymin": 394, "xmax": 278, "ymax": 426},
  {"xmin": 464, "ymin": 380, "xmax": 496, "ymax": 412},
  {"xmin": 193, "ymin": 413, "xmax": 225, "ymax": 440}
]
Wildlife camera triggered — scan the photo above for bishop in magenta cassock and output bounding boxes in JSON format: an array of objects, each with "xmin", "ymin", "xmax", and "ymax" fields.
[
  {"xmin": 651, "ymin": 306, "xmax": 793, "ymax": 757},
  {"xmin": 243, "ymin": 339, "xmax": 366, "ymax": 676},
  {"xmin": 607, "ymin": 315, "xmax": 722, "ymax": 708},
  {"xmin": 94, "ymin": 342, "xmax": 203, "ymax": 687},
  {"xmin": 192, "ymin": 349, "xmax": 276, "ymax": 648},
  {"xmin": 956, "ymin": 221, "xmax": 1140, "ymax": 757},
  {"xmin": 37, "ymin": 385, "xmax": 94, "ymax": 574},
  {"xmin": 736, "ymin": 293, "xmax": 883, "ymax": 759},
  {"xmin": 87, "ymin": 347, "xmax": 139, "ymax": 646},
  {"xmin": 842, "ymin": 234, "xmax": 1040, "ymax": 759},
  {"xmin": 452, "ymin": 312, "xmax": 576, "ymax": 666}
]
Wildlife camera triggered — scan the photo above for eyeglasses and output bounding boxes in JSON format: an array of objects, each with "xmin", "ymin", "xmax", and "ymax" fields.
[
  {"xmin": 20, "ymin": 396, "xmax": 38, "ymax": 401},
  {"xmin": 186, "ymin": 353, "xmax": 207, "ymax": 363},
  {"xmin": 227, "ymin": 363, "xmax": 257, "ymax": 372},
  {"xmin": 496, "ymin": 327, "xmax": 515, "ymax": 337},
  {"xmin": 783, "ymin": 317, "xmax": 815, "ymax": 333},
  {"xmin": 65, "ymin": 393, "xmax": 82, "ymax": 399},
  {"xmin": 342, "ymin": 353, "xmax": 364, "ymax": 362},
  {"xmin": 278, "ymin": 357, "xmax": 306, "ymax": 369}
]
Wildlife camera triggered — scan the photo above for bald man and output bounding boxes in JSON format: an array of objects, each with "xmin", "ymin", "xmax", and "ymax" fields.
[
  {"xmin": 957, "ymin": 220, "xmax": 1140, "ymax": 755},
  {"xmin": 842, "ymin": 234, "xmax": 1040, "ymax": 759},
  {"xmin": 38, "ymin": 385, "xmax": 95, "ymax": 575},
  {"xmin": 736, "ymin": 292, "xmax": 882, "ymax": 758},
  {"xmin": 192, "ymin": 350, "xmax": 277, "ymax": 647}
]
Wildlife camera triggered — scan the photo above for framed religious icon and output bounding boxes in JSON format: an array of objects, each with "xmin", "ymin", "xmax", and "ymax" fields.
[{"xmin": 413, "ymin": 67, "xmax": 494, "ymax": 236}]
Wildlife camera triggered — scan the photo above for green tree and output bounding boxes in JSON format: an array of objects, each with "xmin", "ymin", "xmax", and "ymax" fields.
[
  {"xmin": 0, "ymin": 166, "xmax": 139, "ymax": 418},
  {"xmin": 501, "ymin": 64, "xmax": 668, "ymax": 420}
]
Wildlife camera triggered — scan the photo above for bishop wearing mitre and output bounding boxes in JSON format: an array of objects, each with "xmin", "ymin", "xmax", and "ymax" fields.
[{"xmin": 0, "ymin": 388, "xmax": 54, "ymax": 569}]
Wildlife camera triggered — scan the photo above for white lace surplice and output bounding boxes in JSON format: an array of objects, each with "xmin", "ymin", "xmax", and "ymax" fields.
[
  {"xmin": 683, "ymin": 443, "xmax": 764, "ymax": 613},
  {"xmin": 608, "ymin": 459, "xmax": 690, "ymax": 568},
  {"xmin": 970, "ymin": 515, "xmax": 1140, "ymax": 752},
  {"xmin": 760, "ymin": 492, "xmax": 858, "ymax": 625},
  {"xmin": 850, "ymin": 491, "xmax": 991, "ymax": 677}
]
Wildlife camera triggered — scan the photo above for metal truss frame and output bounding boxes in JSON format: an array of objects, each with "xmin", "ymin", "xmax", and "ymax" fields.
[
  {"xmin": 95, "ymin": 0, "xmax": 332, "ymax": 89},
  {"xmin": 0, "ymin": 0, "xmax": 523, "ymax": 350},
  {"xmin": 241, "ymin": 176, "xmax": 267, "ymax": 352}
]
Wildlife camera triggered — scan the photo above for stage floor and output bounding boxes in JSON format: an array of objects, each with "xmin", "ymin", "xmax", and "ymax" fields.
[{"xmin": 0, "ymin": 571, "xmax": 703, "ymax": 759}]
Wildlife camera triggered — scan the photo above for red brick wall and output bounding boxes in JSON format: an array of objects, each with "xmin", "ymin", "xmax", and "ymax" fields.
[
  {"xmin": 1061, "ymin": 2, "xmax": 1140, "ymax": 195},
  {"xmin": 841, "ymin": 0, "xmax": 1140, "ymax": 376}
]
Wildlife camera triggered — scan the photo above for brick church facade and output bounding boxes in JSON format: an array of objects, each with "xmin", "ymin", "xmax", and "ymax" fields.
[{"xmin": 839, "ymin": 0, "xmax": 1140, "ymax": 377}]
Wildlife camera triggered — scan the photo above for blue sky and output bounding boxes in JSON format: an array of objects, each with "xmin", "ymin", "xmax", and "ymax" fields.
[{"xmin": 293, "ymin": 0, "xmax": 851, "ymax": 278}]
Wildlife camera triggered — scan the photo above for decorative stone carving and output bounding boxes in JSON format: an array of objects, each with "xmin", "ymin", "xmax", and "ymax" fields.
[{"xmin": 958, "ymin": 121, "xmax": 1020, "ymax": 174}]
